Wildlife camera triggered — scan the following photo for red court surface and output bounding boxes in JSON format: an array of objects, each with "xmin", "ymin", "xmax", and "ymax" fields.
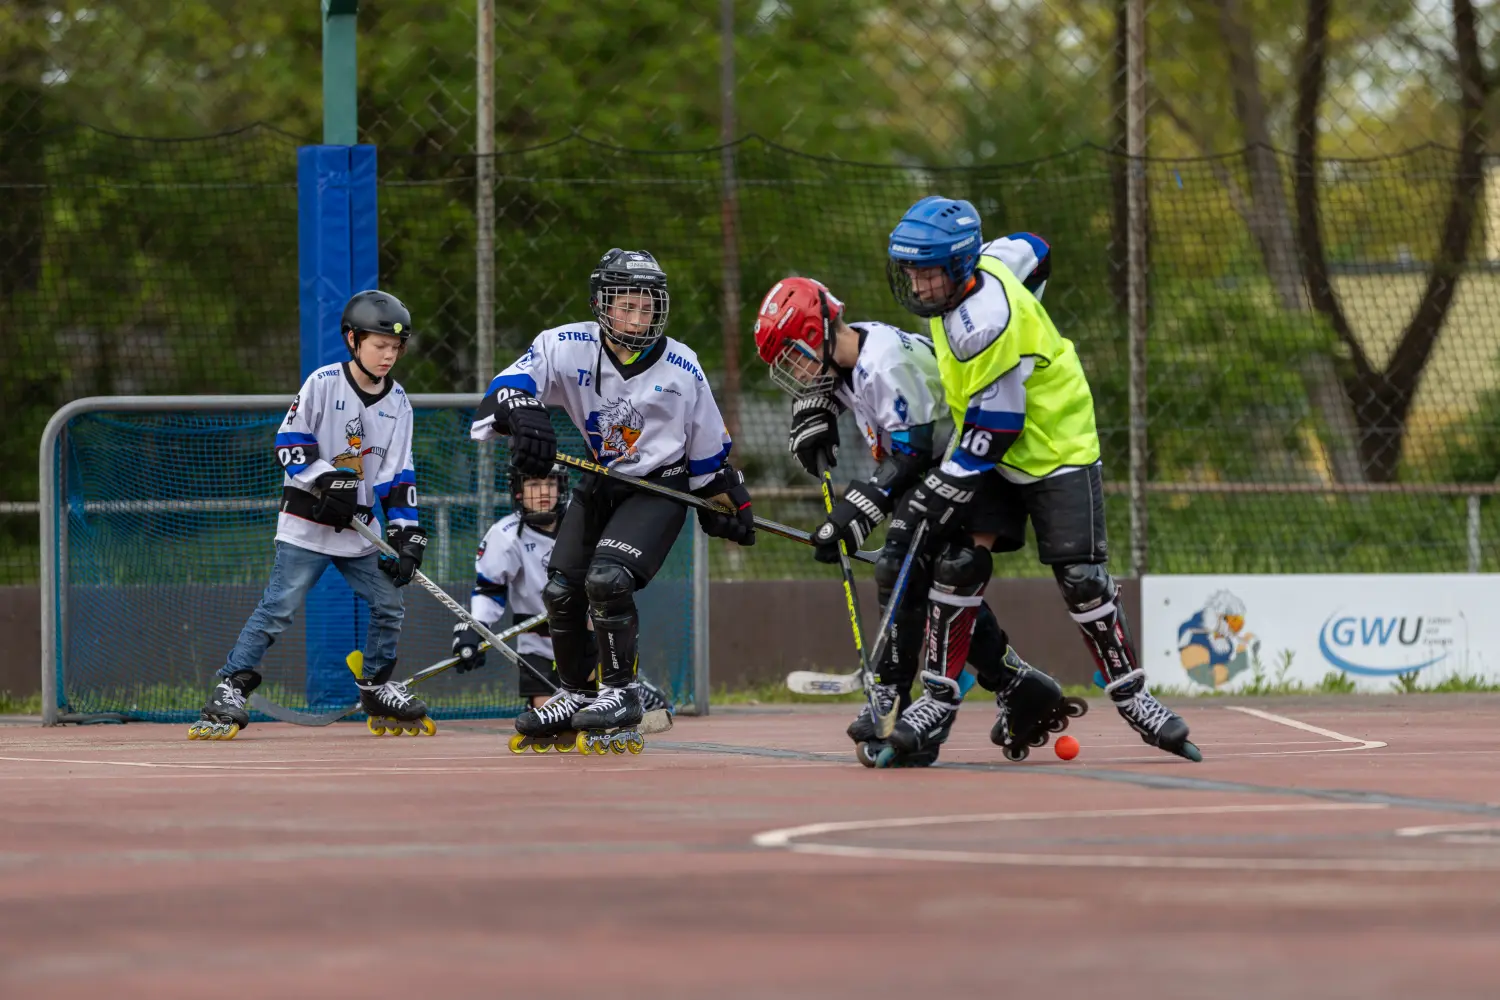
[{"xmin": 3, "ymin": 695, "xmax": 1499, "ymax": 999}]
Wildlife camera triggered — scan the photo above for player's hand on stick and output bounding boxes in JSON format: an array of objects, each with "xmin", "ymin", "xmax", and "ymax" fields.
[
  {"xmin": 812, "ymin": 480, "xmax": 891, "ymax": 564},
  {"xmin": 787, "ymin": 395, "xmax": 841, "ymax": 479},
  {"xmin": 379, "ymin": 525, "xmax": 428, "ymax": 587},
  {"xmin": 451, "ymin": 623, "xmax": 486, "ymax": 672},
  {"xmin": 693, "ymin": 465, "xmax": 756, "ymax": 546},
  {"xmin": 502, "ymin": 395, "xmax": 556, "ymax": 476},
  {"xmin": 311, "ymin": 468, "xmax": 361, "ymax": 531},
  {"xmin": 908, "ymin": 468, "xmax": 976, "ymax": 530}
]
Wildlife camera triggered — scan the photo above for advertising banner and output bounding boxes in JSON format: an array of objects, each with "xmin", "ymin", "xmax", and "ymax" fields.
[{"xmin": 1140, "ymin": 574, "xmax": 1499, "ymax": 694}]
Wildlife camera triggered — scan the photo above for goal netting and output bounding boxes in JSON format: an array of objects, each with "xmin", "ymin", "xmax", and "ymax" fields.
[{"xmin": 40, "ymin": 396, "xmax": 705, "ymax": 724}]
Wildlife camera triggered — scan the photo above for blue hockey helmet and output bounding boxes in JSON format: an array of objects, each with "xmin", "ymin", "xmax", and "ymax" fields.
[{"xmin": 886, "ymin": 196, "xmax": 983, "ymax": 318}]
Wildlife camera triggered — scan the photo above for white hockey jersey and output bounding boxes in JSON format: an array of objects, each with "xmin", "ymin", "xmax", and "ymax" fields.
[
  {"xmin": 833, "ymin": 322, "xmax": 947, "ymax": 464},
  {"xmin": 472, "ymin": 324, "xmax": 733, "ymax": 489},
  {"xmin": 274, "ymin": 362, "xmax": 419, "ymax": 557},
  {"xmin": 471, "ymin": 513, "xmax": 553, "ymax": 659}
]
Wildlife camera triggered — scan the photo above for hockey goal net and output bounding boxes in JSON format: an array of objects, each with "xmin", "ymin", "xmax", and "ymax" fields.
[{"xmin": 39, "ymin": 395, "xmax": 706, "ymax": 724}]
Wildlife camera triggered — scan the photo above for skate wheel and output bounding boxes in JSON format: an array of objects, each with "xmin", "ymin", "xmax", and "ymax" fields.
[
  {"xmin": 1027, "ymin": 730, "xmax": 1049, "ymax": 748},
  {"xmin": 508, "ymin": 733, "xmax": 527, "ymax": 754},
  {"xmin": 366, "ymin": 718, "xmax": 385, "ymax": 737},
  {"xmin": 1003, "ymin": 744, "xmax": 1029, "ymax": 762},
  {"xmin": 855, "ymin": 742, "xmax": 881, "ymax": 768},
  {"xmin": 186, "ymin": 725, "xmax": 202, "ymax": 740},
  {"xmin": 221, "ymin": 724, "xmax": 240, "ymax": 740},
  {"xmin": 556, "ymin": 740, "xmax": 577, "ymax": 754},
  {"xmin": 1047, "ymin": 714, "xmax": 1068, "ymax": 734},
  {"xmin": 575, "ymin": 732, "xmax": 592, "ymax": 755},
  {"xmin": 1064, "ymin": 697, "xmax": 1089, "ymax": 718},
  {"xmin": 1178, "ymin": 741, "xmax": 1203, "ymax": 763},
  {"xmin": 400, "ymin": 724, "xmax": 421, "ymax": 736},
  {"xmin": 609, "ymin": 737, "xmax": 627, "ymax": 755},
  {"xmin": 874, "ymin": 746, "xmax": 898, "ymax": 769},
  {"xmin": 418, "ymin": 717, "xmax": 437, "ymax": 736},
  {"xmin": 626, "ymin": 736, "xmax": 644, "ymax": 754}
]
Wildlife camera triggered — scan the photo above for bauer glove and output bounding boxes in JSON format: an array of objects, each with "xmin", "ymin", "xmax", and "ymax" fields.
[
  {"xmin": 451, "ymin": 622, "xmax": 486, "ymax": 672},
  {"xmin": 379, "ymin": 525, "xmax": 428, "ymax": 587},
  {"xmin": 502, "ymin": 394, "xmax": 557, "ymax": 477},
  {"xmin": 907, "ymin": 468, "xmax": 976, "ymax": 530},
  {"xmin": 787, "ymin": 394, "xmax": 842, "ymax": 478},
  {"xmin": 813, "ymin": 480, "xmax": 892, "ymax": 564},
  {"xmin": 311, "ymin": 468, "xmax": 361, "ymax": 531},
  {"xmin": 693, "ymin": 465, "xmax": 756, "ymax": 546}
]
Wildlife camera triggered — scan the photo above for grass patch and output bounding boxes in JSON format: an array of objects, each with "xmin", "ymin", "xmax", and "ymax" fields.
[{"xmin": 0, "ymin": 690, "xmax": 42, "ymax": 714}]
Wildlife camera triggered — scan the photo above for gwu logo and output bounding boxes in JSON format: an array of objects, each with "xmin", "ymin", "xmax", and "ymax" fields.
[{"xmin": 666, "ymin": 352, "xmax": 704, "ymax": 381}]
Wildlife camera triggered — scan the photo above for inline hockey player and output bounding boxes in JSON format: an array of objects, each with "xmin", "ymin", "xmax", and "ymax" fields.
[
  {"xmin": 191, "ymin": 290, "xmax": 431, "ymax": 739},
  {"xmin": 886, "ymin": 196, "xmax": 1199, "ymax": 761},
  {"xmin": 471, "ymin": 248, "xmax": 753, "ymax": 752},
  {"xmin": 451, "ymin": 462, "xmax": 673, "ymax": 713},
  {"xmin": 754, "ymin": 266, "xmax": 1083, "ymax": 767}
]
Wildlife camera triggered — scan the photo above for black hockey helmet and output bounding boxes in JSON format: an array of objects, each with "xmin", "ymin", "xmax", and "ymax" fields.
[
  {"xmin": 589, "ymin": 248, "xmax": 669, "ymax": 353},
  {"xmin": 341, "ymin": 290, "xmax": 413, "ymax": 348},
  {"xmin": 509, "ymin": 461, "xmax": 570, "ymax": 528}
]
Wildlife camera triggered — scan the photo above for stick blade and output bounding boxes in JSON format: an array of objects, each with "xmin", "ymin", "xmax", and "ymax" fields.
[
  {"xmin": 639, "ymin": 709, "xmax": 675, "ymax": 735},
  {"xmin": 873, "ymin": 702, "xmax": 898, "ymax": 739},
  {"xmin": 785, "ymin": 671, "xmax": 862, "ymax": 696},
  {"xmin": 248, "ymin": 693, "xmax": 353, "ymax": 728}
]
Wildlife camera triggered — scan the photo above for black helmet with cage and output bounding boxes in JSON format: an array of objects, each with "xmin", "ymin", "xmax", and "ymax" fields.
[
  {"xmin": 588, "ymin": 248, "xmax": 669, "ymax": 353},
  {"xmin": 509, "ymin": 461, "xmax": 570, "ymax": 529}
]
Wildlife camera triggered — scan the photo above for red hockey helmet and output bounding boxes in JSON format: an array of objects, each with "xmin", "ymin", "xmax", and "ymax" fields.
[{"xmin": 752, "ymin": 277, "xmax": 844, "ymax": 398}]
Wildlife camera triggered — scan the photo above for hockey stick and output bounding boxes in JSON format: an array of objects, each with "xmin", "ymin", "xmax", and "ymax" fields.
[
  {"xmin": 786, "ymin": 519, "xmax": 929, "ymax": 698},
  {"xmin": 346, "ymin": 516, "xmax": 672, "ymax": 734},
  {"xmin": 550, "ymin": 451, "xmax": 881, "ymax": 565},
  {"xmin": 817, "ymin": 466, "xmax": 895, "ymax": 737},
  {"xmin": 249, "ymin": 611, "xmax": 549, "ymax": 727}
]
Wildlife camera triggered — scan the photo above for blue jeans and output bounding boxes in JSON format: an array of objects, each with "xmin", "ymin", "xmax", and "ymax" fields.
[{"xmin": 220, "ymin": 541, "xmax": 405, "ymax": 681}]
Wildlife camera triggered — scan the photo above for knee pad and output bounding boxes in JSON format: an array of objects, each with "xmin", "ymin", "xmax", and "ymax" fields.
[
  {"xmin": 931, "ymin": 541, "xmax": 993, "ymax": 601},
  {"xmin": 542, "ymin": 572, "xmax": 588, "ymax": 626},
  {"xmin": 584, "ymin": 559, "xmax": 637, "ymax": 618},
  {"xmin": 1054, "ymin": 562, "xmax": 1114, "ymax": 616}
]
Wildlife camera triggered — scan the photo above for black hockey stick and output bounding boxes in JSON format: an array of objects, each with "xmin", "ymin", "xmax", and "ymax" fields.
[
  {"xmin": 786, "ymin": 520, "xmax": 928, "ymax": 697},
  {"xmin": 818, "ymin": 466, "xmax": 895, "ymax": 738},
  {"xmin": 550, "ymin": 451, "xmax": 881, "ymax": 564},
  {"xmin": 249, "ymin": 611, "xmax": 550, "ymax": 726}
]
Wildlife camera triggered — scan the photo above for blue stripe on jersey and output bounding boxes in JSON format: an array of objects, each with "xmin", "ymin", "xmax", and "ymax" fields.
[
  {"xmin": 964, "ymin": 408, "xmax": 1025, "ymax": 432},
  {"xmin": 488, "ymin": 372, "xmax": 538, "ymax": 397},
  {"xmin": 950, "ymin": 448, "xmax": 996, "ymax": 473},
  {"xmin": 373, "ymin": 468, "xmax": 416, "ymax": 498},
  {"xmin": 472, "ymin": 574, "xmax": 507, "ymax": 607},
  {"xmin": 688, "ymin": 442, "xmax": 733, "ymax": 476},
  {"xmin": 1007, "ymin": 231, "xmax": 1050, "ymax": 260},
  {"xmin": 384, "ymin": 506, "xmax": 418, "ymax": 523},
  {"xmin": 275, "ymin": 431, "xmax": 318, "ymax": 446}
]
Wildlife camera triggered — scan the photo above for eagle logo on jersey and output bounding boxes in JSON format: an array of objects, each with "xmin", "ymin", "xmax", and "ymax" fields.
[
  {"xmin": 331, "ymin": 416, "xmax": 371, "ymax": 478},
  {"xmin": 585, "ymin": 397, "xmax": 645, "ymax": 466}
]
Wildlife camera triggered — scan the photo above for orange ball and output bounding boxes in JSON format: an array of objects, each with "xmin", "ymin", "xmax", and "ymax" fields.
[{"xmin": 1054, "ymin": 735, "xmax": 1080, "ymax": 761}]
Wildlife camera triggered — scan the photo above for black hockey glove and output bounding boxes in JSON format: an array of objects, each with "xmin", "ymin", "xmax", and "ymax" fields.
[
  {"xmin": 813, "ymin": 480, "xmax": 893, "ymax": 564},
  {"xmin": 451, "ymin": 623, "xmax": 486, "ymax": 672},
  {"xmin": 311, "ymin": 469, "xmax": 361, "ymax": 531},
  {"xmin": 379, "ymin": 525, "xmax": 428, "ymax": 587},
  {"xmin": 907, "ymin": 468, "xmax": 977, "ymax": 530},
  {"xmin": 787, "ymin": 394, "xmax": 842, "ymax": 478},
  {"xmin": 693, "ymin": 465, "xmax": 756, "ymax": 546},
  {"xmin": 503, "ymin": 394, "xmax": 556, "ymax": 477}
]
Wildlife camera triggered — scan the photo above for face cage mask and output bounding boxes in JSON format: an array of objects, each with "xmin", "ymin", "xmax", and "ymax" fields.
[
  {"xmin": 593, "ymin": 285, "xmax": 670, "ymax": 353},
  {"xmin": 516, "ymin": 474, "xmax": 568, "ymax": 528},
  {"xmin": 886, "ymin": 258, "xmax": 966, "ymax": 319},
  {"xmin": 769, "ymin": 341, "xmax": 838, "ymax": 399}
]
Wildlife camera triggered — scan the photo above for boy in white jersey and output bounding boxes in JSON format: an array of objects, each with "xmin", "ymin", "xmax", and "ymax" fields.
[
  {"xmin": 451, "ymin": 463, "xmax": 674, "ymax": 712},
  {"xmin": 754, "ymin": 269, "xmax": 1083, "ymax": 767},
  {"xmin": 190, "ymin": 290, "xmax": 431, "ymax": 739},
  {"xmin": 471, "ymin": 248, "xmax": 753, "ymax": 742}
]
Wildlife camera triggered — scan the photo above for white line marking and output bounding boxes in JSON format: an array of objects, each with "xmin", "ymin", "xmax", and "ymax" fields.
[
  {"xmin": 753, "ymin": 802, "xmax": 1382, "ymax": 847},
  {"xmin": 1396, "ymin": 822, "xmax": 1500, "ymax": 838},
  {"xmin": 1224, "ymin": 706, "xmax": 1387, "ymax": 752},
  {"xmin": 751, "ymin": 803, "xmax": 1500, "ymax": 872}
]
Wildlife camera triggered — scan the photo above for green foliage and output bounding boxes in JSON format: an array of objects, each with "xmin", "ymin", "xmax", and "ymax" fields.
[{"xmin": 1316, "ymin": 670, "xmax": 1357, "ymax": 694}]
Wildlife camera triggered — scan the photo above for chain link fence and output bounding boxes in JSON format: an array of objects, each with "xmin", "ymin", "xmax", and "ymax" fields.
[{"xmin": 3, "ymin": 0, "xmax": 1497, "ymax": 587}]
